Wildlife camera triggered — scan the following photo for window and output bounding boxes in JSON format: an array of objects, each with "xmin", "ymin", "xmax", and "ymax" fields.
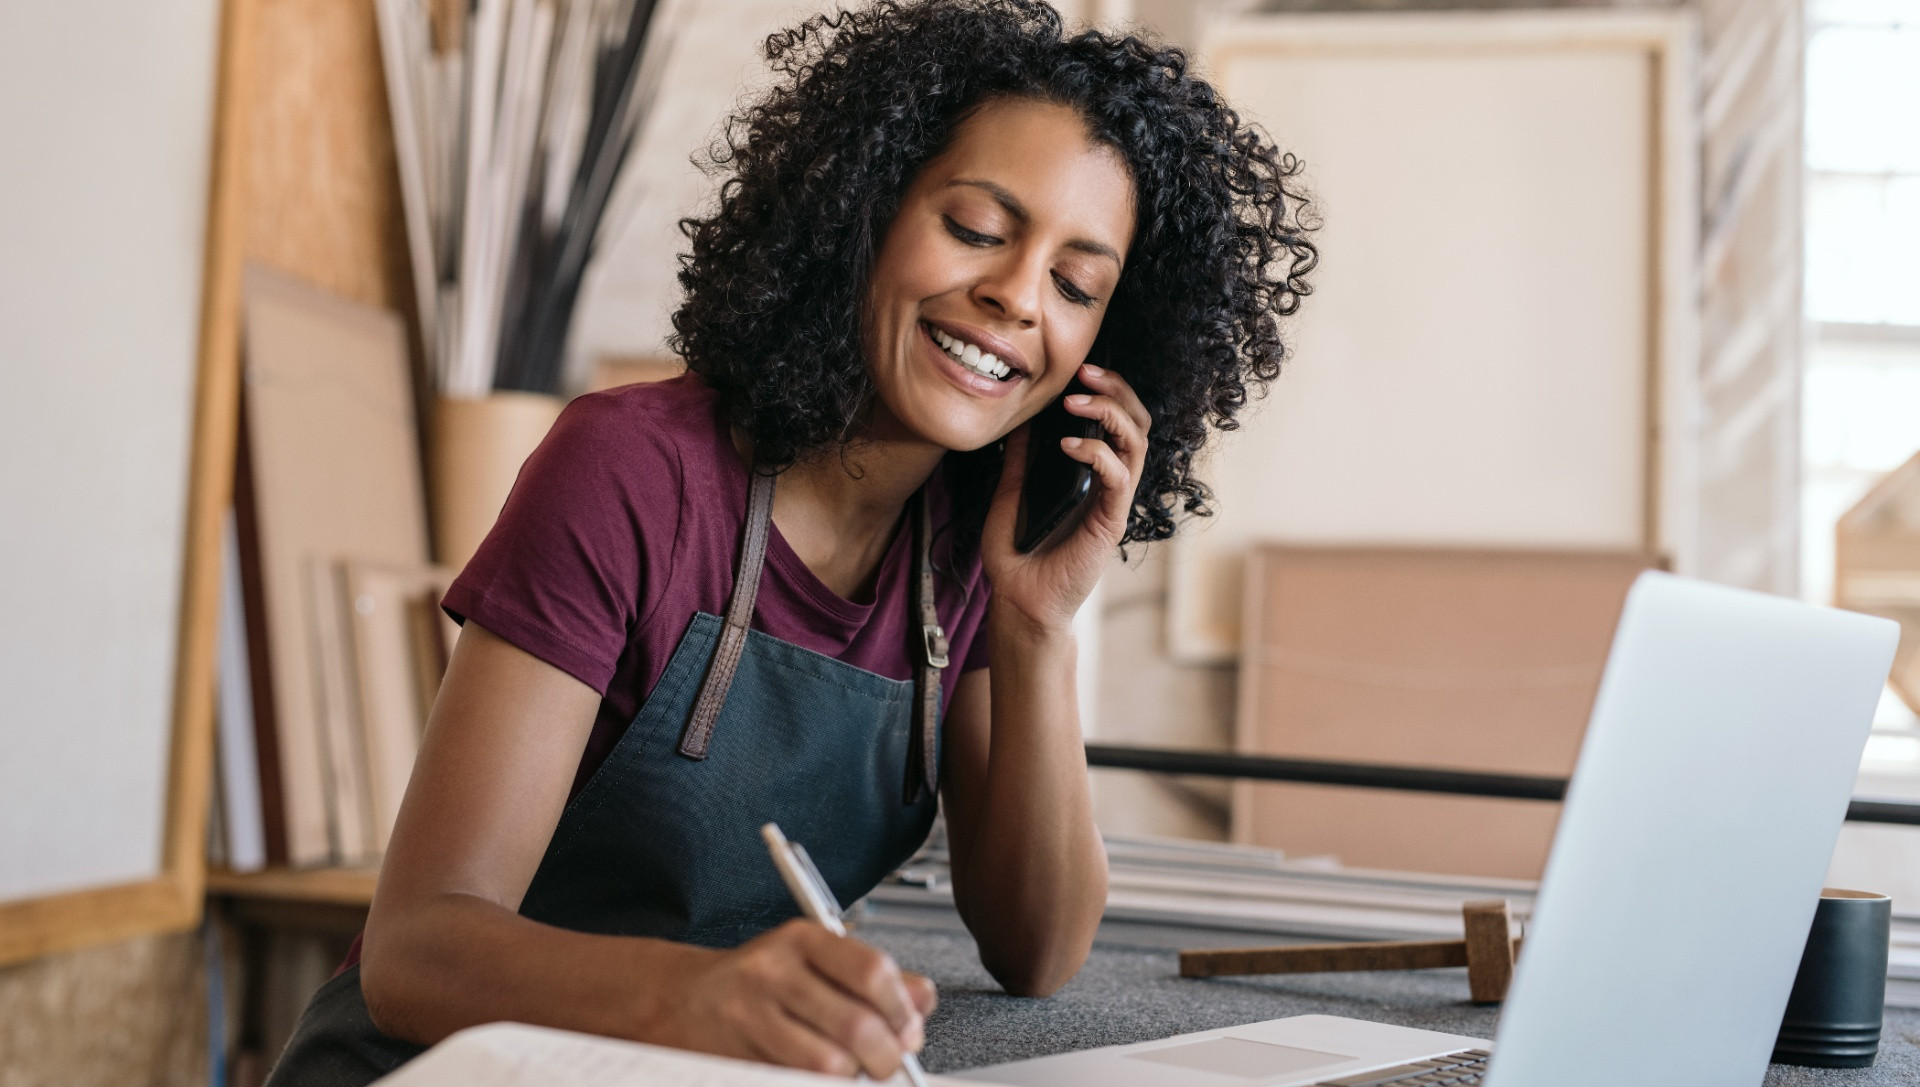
[{"xmin": 1802, "ymin": 0, "xmax": 1920, "ymax": 754}]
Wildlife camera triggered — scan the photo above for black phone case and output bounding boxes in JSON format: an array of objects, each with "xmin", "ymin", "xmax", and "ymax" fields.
[{"xmin": 1015, "ymin": 378, "xmax": 1104, "ymax": 553}]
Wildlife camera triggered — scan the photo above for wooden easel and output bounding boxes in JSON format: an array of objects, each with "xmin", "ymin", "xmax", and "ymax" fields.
[{"xmin": 1179, "ymin": 899, "xmax": 1522, "ymax": 1004}]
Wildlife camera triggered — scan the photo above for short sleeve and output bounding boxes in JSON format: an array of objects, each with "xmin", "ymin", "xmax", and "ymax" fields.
[{"xmin": 442, "ymin": 394, "xmax": 681, "ymax": 696}]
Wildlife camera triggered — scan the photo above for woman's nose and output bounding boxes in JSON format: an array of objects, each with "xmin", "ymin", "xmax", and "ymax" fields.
[{"xmin": 970, "ymin": 253, "xmax": 1044, "ymax": 329}]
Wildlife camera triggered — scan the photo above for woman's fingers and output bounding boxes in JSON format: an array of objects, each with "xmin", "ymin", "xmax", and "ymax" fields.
[
  {"xmin": 1063, "ymin": 392, "xmax": 1146, "ymax": 468},
  {"xmin": 1061, "ymin": 434, "xmax": 1134, "ymax": 531},
  {"xmin": 726, "ymin": 921, "xmax": 919, "ymax": 1080},
  {"xmin": 1062, "ymin": 435, "xmax": 1132, "ymax": 492},
  {"xmin": 903, "ymin": 970, "xmax": 939, "ymax": 1016},
  {"xmin": 1060, "ymin": 365, "xmax": 1148, "ymax": 542},
  {"xmin": 776, "ymin": 974, "xmax": 911, "ymax": 1079},
  {"xmin": 801, "ymin": 930, "xmax": 924, "ymax": 1044},
  {"xmin": 1064, "ymin": 364, "xmax": 1150, "ymax": 490},
  {"xmin": 1078, "ymin": 362, "xmax": 1151, "ymax": 437},
  {"xmin": 740, "ymin": 1005, "xmax": 861, "ymax": 1078},
  {"xmin": 686, "ymin": 922, "xmax": 928, "ymax": 1080}
]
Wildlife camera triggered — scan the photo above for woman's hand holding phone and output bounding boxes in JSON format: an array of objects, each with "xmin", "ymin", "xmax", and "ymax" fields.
[{"xmin": 982, "ymin": 361, "xmax": 1151, "ymax": 633}]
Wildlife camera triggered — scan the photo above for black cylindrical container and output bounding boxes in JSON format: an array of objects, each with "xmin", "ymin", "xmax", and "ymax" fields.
[{"xmin": 1772, "ymin": 888, "xmax": 1891, "ymax": 1068}]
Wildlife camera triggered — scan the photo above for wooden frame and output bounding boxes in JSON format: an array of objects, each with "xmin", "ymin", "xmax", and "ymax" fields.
[
  {"xmin": 0, "ymin": 0, "xmax": 252, "ymax": 966},
  {"xmin": 1166, "ymin": 10, "xmax": 1700, "ymax": 663}
]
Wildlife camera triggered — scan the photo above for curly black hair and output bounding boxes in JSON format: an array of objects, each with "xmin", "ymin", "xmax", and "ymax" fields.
[{"xmin": 671, "ymin": 0, "xmax": 1316, "ymax": 547}]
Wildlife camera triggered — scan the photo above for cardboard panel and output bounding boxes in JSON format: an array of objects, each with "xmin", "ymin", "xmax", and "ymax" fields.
[
  {"xmin": 343, "ymin": 561, "xmax": 453, "ymax": 854},
  {"xmin": 1170, "ymin": 12, "xmax": 1701, "ymax": 662},
  {"xmin": 1234, "ymin": 546, "xmax": 1659, "ymax": 879}
]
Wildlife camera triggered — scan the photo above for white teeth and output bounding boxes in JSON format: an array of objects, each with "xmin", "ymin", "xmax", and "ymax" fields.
[{"xmin": 930, "ymin": 325, "xmax": 1012, "ymax": 381}]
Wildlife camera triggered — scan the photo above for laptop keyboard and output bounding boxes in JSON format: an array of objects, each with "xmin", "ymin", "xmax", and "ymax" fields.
[{"xmin": 1315, "ymin": 1049, "xmax": 1493, "ymax": 1086}]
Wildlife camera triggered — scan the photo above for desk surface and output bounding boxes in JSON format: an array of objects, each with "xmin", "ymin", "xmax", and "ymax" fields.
[
  {"xmin": 857, "ymin": 917, "xmax": 1920, "ymax": 1086},
  {"xmin": 210, "ymin": 865, "xmax": 1920, "ymax": 1083}
]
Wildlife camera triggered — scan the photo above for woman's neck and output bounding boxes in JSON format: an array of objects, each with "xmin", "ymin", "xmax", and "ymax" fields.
[{"xmin": 766, "ymin": 435, "xmax": 947, "ymax": 605}]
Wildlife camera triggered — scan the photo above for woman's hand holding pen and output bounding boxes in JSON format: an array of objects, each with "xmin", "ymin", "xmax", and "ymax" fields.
[
  {"xmin": 653, "ymin": 919, "xmax": 936, "ymax": 1079},
  {"xmin": 982, "ymin": 361, "xmax": 1152, "ymax": 632}
]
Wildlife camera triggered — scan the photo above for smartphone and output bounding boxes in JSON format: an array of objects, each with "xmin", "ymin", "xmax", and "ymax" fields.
[{"xmin": 1014, "ymin": 378, "xmax": 1106, "ymax": 553}]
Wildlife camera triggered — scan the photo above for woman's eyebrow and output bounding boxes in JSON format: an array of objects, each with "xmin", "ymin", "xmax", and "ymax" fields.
[{"xmin": 946, "ymin": 178, "xmax": 1123, "ymax": 265}]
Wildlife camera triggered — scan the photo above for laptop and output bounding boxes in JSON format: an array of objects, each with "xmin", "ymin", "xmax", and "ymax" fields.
[{"xmin": 959, "ymin": 573, "xmax": 1898, "ymax": 1087}]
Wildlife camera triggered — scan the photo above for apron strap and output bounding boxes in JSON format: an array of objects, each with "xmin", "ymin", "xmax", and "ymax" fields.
[
  {"xmin": 677, "ymin": 466, "xmax": 777, "ymax": 759},
  {"xmin": 678, "ymin": 459, "xmax": 944, "ymax": 807},
  {"xmin": 906, "ymin": 488, "xmax": 946, "ymax": 803}
]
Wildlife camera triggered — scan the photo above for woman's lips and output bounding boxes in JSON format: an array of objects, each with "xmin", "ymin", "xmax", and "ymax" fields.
[
  {"xmin": 923, "ymin": 318, "xmax": 1028, "ymax": 378},
  {"xmin": 919, "ymin": 321, "xmax": 1021, "ymax": 399}
]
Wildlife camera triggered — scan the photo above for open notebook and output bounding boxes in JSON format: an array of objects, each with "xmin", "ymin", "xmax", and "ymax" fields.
[{"xmin": 374, "ymin": 1022, "xmax": 957, "ymax": 1087}]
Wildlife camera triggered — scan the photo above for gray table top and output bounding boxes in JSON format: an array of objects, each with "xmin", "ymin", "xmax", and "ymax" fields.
[{"xmin": 856, "ymin": 917, "xmax": 1920, "ymax": 1085}]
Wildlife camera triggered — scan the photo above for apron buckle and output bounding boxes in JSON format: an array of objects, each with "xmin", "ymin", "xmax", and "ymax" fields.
[{"xmin": 921, "ymin": 623, "xmax": 950, "ymax": 669}]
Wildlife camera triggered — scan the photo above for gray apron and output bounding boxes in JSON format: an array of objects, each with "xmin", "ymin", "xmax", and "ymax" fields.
[{"xmin": 263, "ymin": 467, "xmax": 947, "ymax": 1086}]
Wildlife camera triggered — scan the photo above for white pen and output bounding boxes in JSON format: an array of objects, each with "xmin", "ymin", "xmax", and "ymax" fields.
[{"xmin": 761, "ymin": 822, "xmax": 933, "ymax": 1087}]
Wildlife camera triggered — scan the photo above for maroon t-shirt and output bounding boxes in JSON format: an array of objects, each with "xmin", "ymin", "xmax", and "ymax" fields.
[{"xmin": 442, "ymin": 373, "xmax": 993, "ymax": 798}]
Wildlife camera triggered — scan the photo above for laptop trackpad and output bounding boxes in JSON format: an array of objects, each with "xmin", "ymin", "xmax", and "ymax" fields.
[{"xmin": 1124, "ymin": 1038, "xmax": 1355, "ymax": 1079}]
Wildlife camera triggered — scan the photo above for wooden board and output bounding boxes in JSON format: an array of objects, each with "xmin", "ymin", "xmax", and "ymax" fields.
[
  {"xmin": 1169, "ymin": 11, "xmax": 1699, "ymax": 662},
  {"xmin": 344, "ymin": 561, "xmax": 454, "ymax": 853},
  {"xmin": 240, "ymin": 266, "xmax": 430, "ymax": 867},
  {"xmin": 311, "ymin": 559, "xmax": 375, "ymax": 865},
  {"xmin": 244, "ymin": 0, "xmax": 416, "ymax": 325},
  {"xmin": 206, "ymin": 865, "xmax": 379, "ymax": 908},
  {"xmin": 1233, "ymin": 545, "xmax": 1659, "ymax": 880}
]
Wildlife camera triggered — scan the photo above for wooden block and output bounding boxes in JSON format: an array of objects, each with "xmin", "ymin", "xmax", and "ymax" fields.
[
  {"xmin": 1836, "ymin": 452, "xmax": 1920, "ymax": 717},
  {"xmin": 1463, "ymin": 899, "xmax": 1516, "ymax": 1004},
  {"xmin": 1179, "ymin": 938, "xmax": 1469, "ymax": 979},
  {"xmin": 1177, "ymin": 899, "xmax": 1524, "ymax": 1004}
]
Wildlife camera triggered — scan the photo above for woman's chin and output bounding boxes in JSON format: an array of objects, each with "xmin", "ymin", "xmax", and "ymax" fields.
[
  {"xmin": 877, "ymin": 389, "xmax": 1017, "ymax": 453},
  {"xmin": 909, "ymin": 422, "xmax": 1004, "ymax": 454},
  {"xmin": 928, "ymin": 404, "xmax": 1024, "ymax": 452}
]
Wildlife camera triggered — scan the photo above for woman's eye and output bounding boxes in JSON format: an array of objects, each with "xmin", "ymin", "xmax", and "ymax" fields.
[
  {"xmin": 943, "ymin": 215, "xmax": 998, "ymax": 247},
  {"xmin": 1053, "ymin": 272, "xmax": 1096, "ymax": 307}
]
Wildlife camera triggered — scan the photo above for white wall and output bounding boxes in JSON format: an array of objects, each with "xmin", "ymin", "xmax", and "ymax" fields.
[{"xmin": 0, "ymin": 0, "xmax": 221, "ymax": 898}]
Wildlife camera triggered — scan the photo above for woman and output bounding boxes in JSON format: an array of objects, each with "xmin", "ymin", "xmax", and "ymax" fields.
[{"xmin": 266, "ymin": 1, "xmax": 1314, "ymax": 1082}]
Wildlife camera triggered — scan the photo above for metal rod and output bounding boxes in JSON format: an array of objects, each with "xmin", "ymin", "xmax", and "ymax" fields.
[
  {"xmin": 1083, "ymin": 744, "xmax": 1920, "ymax": 826},
  {"xmin": 1842, "ymin": 799, "xmax": 1920, "ymax": 826}
]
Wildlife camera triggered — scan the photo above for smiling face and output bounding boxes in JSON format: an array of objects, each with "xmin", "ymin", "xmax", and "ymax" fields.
[{"xmin": 862, "ymin": 96, "xmax": 1136, "ymax": 452}]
